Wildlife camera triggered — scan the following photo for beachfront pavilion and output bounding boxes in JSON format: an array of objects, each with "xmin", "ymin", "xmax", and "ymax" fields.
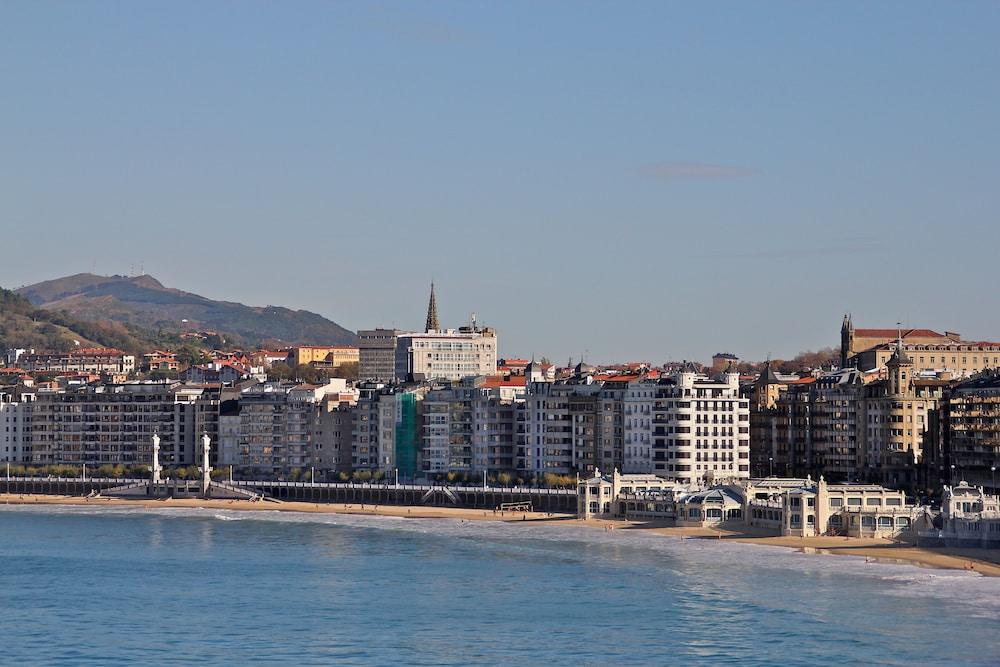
[
  {"xmin": 577, "ymin": 469, "xmax": 688, "ymax": 519},
  {"xmin": 675, "ymin": 487, "xmax": 745, "ymax": 528},
  {"xmin": 745, "ymin": 477, "xmax": 932, "ymax": 539}
]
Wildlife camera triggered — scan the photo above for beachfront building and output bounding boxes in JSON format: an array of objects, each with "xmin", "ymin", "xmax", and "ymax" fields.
[
  {"xmin": 926, "ymin": 482, "xmax": 1000, "ymax": 547},
  {"xmin": 675, "ymin": 486, "xmax": 745, "ymax": 527},
  {"xmin": 525, "ymin": 379, "xmax": 603, "ymax": 476},
  {"xmin": 0, "ymin": 389, "xmax": 33, "ymax": 463},
  {"xmin": 220, "ymin": 380, "xmax": 348, "ymax": 473},
  {"xmin": 577, "ymin": 468, "xmax": 688, "ymax": 519},
  {"xmin": 924, "ymin": 370, "xmax": 1000, "ymax": 494},
  {"xmin": 622, "ymin": 380, "xmax": 657, "ymax": 474},
  {"xmin": 751, "ymin": 369, "xmax": 864, "ymax": 482},
  {"xmin": 744, "ymin": 477, "xmax": 930, "ymax": 539},
  {"xmin": 352, "ymin": 383, "xmax": 425, "ymax": 479},
  {"xmin": 26, "ymin": 381, "xmax": 221, "ymax": 467},
  {"xmin": 577, "ymin": 471, "xmax": 931, "ymax": 539},
  {"xmin": 858, "ymin": 345, "xmax": 947, "ymax": 488},
  {"xmin": 421, "ymin": 376, "xmax": 526, "ymax": 477},
  {"xmin": 651, "ymin": 369, "xmax": 750, "ymax": 485}
]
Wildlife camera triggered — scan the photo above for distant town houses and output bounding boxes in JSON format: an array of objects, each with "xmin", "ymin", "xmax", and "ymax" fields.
[
  {"xmin": 19, "ymin": 347, "xmax": 135, "ymax": 374},
  {"xmin": 1, "ymin": 299, "xmax": 999, "ymax": 523}
]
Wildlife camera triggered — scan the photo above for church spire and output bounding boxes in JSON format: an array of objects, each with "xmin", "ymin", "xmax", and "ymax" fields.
[{"xmin": 425, "ymin": 282, "xmax": 439, "ymax": 332}]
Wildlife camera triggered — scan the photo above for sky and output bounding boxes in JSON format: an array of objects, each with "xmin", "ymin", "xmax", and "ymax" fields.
[{"xmin": 2, "ymin": 2, "xmax": 999, "ymax": 364}]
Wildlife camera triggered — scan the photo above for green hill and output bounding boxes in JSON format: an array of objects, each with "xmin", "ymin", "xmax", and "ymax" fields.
[
  {"xmin": 0, "ymin": 287, "xmax": 174, "ymax": 354},
  {"xmin": 17, "ymin": 273, "xmax": 357, "ymax": 348}
]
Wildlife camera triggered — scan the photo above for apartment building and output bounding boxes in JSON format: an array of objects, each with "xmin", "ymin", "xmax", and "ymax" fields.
[
  {"xmin": 858, "ymin": 346, "xmax": 947, "ymax": 488},
  {"xmin": 286, "ymin": 345, "xmax": 360, "ymax": 370},
  {"xmin": 651, "ymin": 370, "xmax": 750, "ymax": 486},
  {"xmin": 20, "ymin": 348, "xmax": 136, "ymax": 375},
  {"xmin": 422, "ymin": 376, "xmax": 526, "ymax": 476},
  {"xmin": 925, "ymin": 370, "xmax": 1000, "ymax": 493},
  {"xmin": 524, "ymin": 380, "xmax": 603, "ymax": 476},
  {"xmin": 223, "ymin": 380, "xmax": 348, "ymax": 472},
  {"xmin": 27, "ymin": 381, "xmax": 220, "ymax": 467},
  {"xmin": 0, "ymin": 390, "xmax": 33, "ymax": 463},
  {"xmin": 352, "ymin": 383, "xmax": 425, "ymax": 477}
]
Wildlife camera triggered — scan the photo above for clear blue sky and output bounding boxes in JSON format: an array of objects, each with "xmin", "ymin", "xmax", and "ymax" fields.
[{"xmin": 2, "ymin": 2, "xmax": 999, "ymax": 363}]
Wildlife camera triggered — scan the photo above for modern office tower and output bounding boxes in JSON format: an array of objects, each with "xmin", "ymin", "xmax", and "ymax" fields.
[{"xmin": 358, "ymin": 329, "xmax": 402, "ymax": 382}]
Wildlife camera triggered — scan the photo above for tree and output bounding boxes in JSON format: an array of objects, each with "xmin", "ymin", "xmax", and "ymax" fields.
[
  {"xmin": 267, "ymin": 362, "xmax": 294, "ymax": 381},
  {"xmin": 332, "ymin": 362, "xmax": 359, "ymax": 382}
]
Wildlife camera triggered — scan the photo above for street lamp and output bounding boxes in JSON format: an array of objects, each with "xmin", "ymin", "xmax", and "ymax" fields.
[
  {"xmin": 950, "ymin": 464, "xmax": 956, "ymax": 485},
  {"xmin": 311, "ymin": 466, "xmax": 315, "ymax": 485},
  {"xmin": 768, "ymin": 457, "xmax": 774, "ymax": 478},
  {"xmin": 991, "ymin": 465, "xmax": 997, "ymax": 494}
]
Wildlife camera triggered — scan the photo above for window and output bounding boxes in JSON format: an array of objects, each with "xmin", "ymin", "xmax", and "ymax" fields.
[{"xmin": 829, "ymin": 498, "xmax": 843, "ymax": 507}]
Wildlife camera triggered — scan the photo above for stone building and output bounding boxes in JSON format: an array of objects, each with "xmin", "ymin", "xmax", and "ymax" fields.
[
  {"xmin": 857, "ymin": 344, "xmax": 947, "ymax": 488},
  {"xmin": 841, "ymin": 315, "xmax": 1000, "ymax": 376}
]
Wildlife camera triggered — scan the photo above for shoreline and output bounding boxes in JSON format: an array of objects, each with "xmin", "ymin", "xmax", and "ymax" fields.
[{"xmin": 3, "ymin": 494, "xmax": 999, "ymax": 577}]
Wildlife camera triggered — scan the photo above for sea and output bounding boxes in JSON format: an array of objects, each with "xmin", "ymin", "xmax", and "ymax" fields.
[{"xmin": 0, "ymin": 505, "xmax": 997, "ymax": 666}]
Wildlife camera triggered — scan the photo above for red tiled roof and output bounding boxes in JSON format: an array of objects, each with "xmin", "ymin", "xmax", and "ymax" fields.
[
  {"xmin": 855, "ymin": 328, "xmax": 946, "ymax": 339},
  {"xmin": 482, "ymin": 376, "xmax": 527, "ymax": 388}
]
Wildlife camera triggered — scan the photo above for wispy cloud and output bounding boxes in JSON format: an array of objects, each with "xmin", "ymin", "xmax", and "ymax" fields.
[
  {"xmin": 366, "ymin": 5, "xmax": 472, "ymax": 45},
  {"xmin": 638, "ymin": 161, "xmax": 756, "ymax": 181}
]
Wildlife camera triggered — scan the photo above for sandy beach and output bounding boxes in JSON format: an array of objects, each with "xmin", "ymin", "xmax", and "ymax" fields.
[{"xmin": 4, "ymin": 493, "xmax": 999, "ymax": 577}]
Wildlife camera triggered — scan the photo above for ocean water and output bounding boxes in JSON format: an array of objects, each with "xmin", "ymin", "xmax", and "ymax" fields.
[{"xmin": 0, "ymin": 506, "xmax": 998, "ymax": 667}]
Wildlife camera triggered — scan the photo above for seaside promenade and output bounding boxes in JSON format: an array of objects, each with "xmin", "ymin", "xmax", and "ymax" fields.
[{"xmin": 0, "ymin": 476, "xmax": 578, "ymax": 513}]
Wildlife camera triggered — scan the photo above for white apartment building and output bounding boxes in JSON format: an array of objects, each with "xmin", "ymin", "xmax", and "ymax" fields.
[
  {"xmin": 623, "ymin": 381, "xmax": 657, "ymax": 473},
  {"xmin": 0, "ymin": 391, "xmax": 33, "ymax": 463},
  {"xmin": 651, "ymin": 370, "xmax": 750, "ymax": 485}
]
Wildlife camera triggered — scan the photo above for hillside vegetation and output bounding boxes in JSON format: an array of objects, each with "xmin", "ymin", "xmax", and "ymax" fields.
[
  {"xmin": 0, "ymin": 287, "xmax": 180, "ymax": 354},
  {"xmin": 18, "ymin": 273, "xmax": 356, "ymax": 347}
]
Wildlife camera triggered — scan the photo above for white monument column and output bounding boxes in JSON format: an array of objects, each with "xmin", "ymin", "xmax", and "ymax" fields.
[
  {"xmin": 151, "ymin": 433, "xmax": 162, "ymax": 485},
  {"xmin": 200, "ymin": 433, "xmax": 212, "ymax": 496}
]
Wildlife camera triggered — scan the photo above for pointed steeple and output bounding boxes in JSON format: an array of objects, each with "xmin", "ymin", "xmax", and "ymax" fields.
[{"xmin": 425, "ymin": 282, "xmax": 439, "ymax": 333}]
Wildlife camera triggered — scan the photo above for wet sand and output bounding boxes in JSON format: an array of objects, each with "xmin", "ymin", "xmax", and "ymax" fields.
[
  {"xmin": 576, "ymin": 517, "xmax": 1000, "ymax": 577},
  {"xmin": 3, "ymin": 493, "xmax": 998, "ymax": 577}
]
